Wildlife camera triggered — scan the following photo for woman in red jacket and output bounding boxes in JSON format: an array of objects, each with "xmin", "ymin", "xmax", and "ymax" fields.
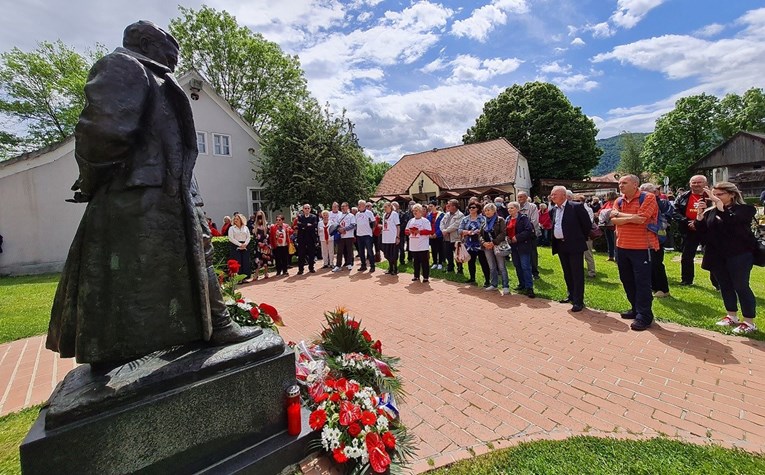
[{"xmin": 270, "ymin": 215, "xmax": 293, "ymax": 277}]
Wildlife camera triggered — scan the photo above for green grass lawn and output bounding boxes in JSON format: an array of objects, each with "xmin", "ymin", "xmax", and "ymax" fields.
[
  {"xmin": 0, "ymin": 274, "xmax": 59, "ymax": 345},
  {"xmin": 381, "ymin": 247, "xmax": 765, "ymax": 340},
  {"xmin": 0, "ymin": 406, "xmax": 39, "ymax": 475},
  {"xmin": 426, "ymin": 436, "xmax": 765, "ymax": 474}
]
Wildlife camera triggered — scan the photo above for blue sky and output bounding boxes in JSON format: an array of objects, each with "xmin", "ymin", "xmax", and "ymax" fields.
[{"xmin": 2, "ymin": 0, "xmax": 764, "ymax": 165}]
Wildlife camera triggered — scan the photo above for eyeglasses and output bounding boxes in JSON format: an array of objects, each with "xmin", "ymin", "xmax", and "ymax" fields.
[{"xmin": 468, "ymin": 206, "xmax": 478, "ymax": 210}]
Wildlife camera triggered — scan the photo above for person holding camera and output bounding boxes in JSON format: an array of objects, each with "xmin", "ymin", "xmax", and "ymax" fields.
[
  {"xmin": 673, "ymin": 175, "xmax": 715, "ymax": 287},
  {"xmin": 695, "ymin": 182, "xmax": 758, "ymax": 334}
]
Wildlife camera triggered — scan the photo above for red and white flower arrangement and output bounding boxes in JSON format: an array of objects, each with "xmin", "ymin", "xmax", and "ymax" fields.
[{"xmin": 309, "ymin": 377, "xmax": 399, "ymax": 473}]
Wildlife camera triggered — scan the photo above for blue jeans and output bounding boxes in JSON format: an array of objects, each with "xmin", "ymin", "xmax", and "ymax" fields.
[
  {"xmin": 616, "ymin": 247, "xmax": 653, "ymax": 322},
  {"xmin": 484, "ymin": 248, "xmax": 509, "ymax": 289},
  {"xmin": 710, "ymin": 252, "xmax": 756, "ymax": 318},
  {"xmin": 356, "ymin": 235, "xmax": 374, "ymax": 269},
  {"xmin": 511, "ymin": 248, "xmax": 533, "ymax": 290}
]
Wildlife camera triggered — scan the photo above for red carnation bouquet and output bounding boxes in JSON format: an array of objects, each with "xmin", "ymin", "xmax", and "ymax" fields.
[
  {"xmin": 309, "ymin": 377, "xmax": 410, "ymax": 473},
  {"xmin": 297, "ymin": 308, "xmax": 414, "ymax": 473}
]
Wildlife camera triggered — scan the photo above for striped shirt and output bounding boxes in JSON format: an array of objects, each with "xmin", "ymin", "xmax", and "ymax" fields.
[{"xmin": 614, "ymin": 191, "xmax": 659, "ymax": 250}]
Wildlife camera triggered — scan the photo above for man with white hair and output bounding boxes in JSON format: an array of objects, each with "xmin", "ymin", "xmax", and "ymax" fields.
[
  {"xmin": 672, "ymin": 175, "xmax": 711, "ymax": 286},
  {"xmin": 549, "ymin": 185, "xmax": 592, "ymax": 312}
]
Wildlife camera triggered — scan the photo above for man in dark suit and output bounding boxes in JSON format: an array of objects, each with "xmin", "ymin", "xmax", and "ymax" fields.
[{"xmin": 549, "ymin": 186, "xmax": 592, "ymax": 312}]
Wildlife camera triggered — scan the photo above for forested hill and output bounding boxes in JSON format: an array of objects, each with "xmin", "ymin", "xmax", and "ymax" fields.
[{"xmin": 591, "ymin": 133, "xmax": 650, "ymax": 176}]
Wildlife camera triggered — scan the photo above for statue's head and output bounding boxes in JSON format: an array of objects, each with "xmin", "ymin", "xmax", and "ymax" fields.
[{"xmin": 123, "ymin": 20, "xmax": 179, "ymax": 71}]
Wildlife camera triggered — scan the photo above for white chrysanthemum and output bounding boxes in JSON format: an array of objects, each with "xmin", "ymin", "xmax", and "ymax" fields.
[
  {"xmin": 376, "ymin": 416, "xmax": 389, "ymax": 431},
  {"xmin": 236, "ymin": 302, "xmax": 251, "ymax": 311},
  {"xmin": 224, "ymin": 298, "xmax": 235, "ymax": 306},
  {"xmin": 321, "ymin": 426, "xmax": 342, "ymax": 450}
]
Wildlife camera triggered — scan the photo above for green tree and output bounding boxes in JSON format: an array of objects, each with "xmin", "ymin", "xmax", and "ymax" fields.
[
  {"xmin": 463, "ymin": 82, "xmax": 602, "ymax": 185},
  {"xmin": 365, "ymin": 161, "xmax": 392, "ymax": 192},
  {"xmin": 0, "ymin": 41, "xmax": 104, "ymax": 158},
  {"xmin": 616, "ymin": 131, "xmax": 644, "ymax": 176},
  {"xmin": 169, "ymin": 5, "xmax": 309, "ymax": 134},
  {"xmin": 641, "ymin": 93, "xmax": 721, "ymax": 189},
  {"xmin": 257, "ymin": 101, "xmax": 371, "ymax": 208},
  {"xmin": 717, "ymin": 88, "xmax": 765, "ymax": 138}
]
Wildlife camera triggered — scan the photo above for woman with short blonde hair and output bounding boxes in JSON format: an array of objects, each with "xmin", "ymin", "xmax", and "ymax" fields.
[{"xmin": 228, "ymin": 213, "xmax": 253, "ymax": 282}]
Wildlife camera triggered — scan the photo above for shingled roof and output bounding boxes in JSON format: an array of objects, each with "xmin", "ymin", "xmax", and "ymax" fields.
[{"xmin": 375, "ymin": 138, "xmax": 523, "ymax": 196}]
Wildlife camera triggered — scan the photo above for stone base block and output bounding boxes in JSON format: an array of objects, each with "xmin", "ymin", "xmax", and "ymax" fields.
[{"xmin": 20, "ymin": 331, "xmax": 318, "ymax": 474}]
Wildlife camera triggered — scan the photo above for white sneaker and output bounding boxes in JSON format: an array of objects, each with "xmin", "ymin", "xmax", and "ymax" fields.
[
  {"xmin": 347, "ymin": 265, "xmax": 353, "ymax": 270},
  {"xmin": 332, "ymin": 266, "xmax": 341, "ymax": 272},
  {"xmin": 653, "ymin": 291, "xmax": 670, "ymax": 298},
  {"xmin": 715, "ymin": 316, "xmax": 740, "ymax": 326},
  {"xmin": 437, "ymin": 264, "xmax": 443, "ymax": 270},
  {"xmin": 500, "ymin": 288, "xmax": 509, "ymax": 295},
  {"xmin": 431, "ymin": 264, "xmax": 437, "ymax": 269},
  {"xmin": 484, "ymin": 286, "xmax": 496, "ymax": 291},
  {"xmin": 732, "ymin": 322, "xmax": 757, "ymax": 334}
]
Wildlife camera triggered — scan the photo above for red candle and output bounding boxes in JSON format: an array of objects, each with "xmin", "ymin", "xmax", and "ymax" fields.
[
  {"xmin": 286, "ymin": 385, "xmax": 301, "ymax": 436},
  {"xmin": 287, "ymin": 402, "xmax": 301, "ymax": 436}
]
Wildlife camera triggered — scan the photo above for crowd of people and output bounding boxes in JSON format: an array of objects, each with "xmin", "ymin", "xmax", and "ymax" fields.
[{"xmin": 212, "ymin": 175, "xmax": 762, "ymax": 334}]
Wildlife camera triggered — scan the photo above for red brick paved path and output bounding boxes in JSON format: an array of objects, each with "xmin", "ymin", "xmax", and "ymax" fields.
[{"xmin": 3, "ymin": 268, "xmax": 765, "ymax": 473}]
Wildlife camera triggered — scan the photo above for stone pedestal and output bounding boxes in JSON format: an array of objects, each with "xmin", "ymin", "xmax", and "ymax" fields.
[{"xmin": 20, "ymin": 331, "xmax": 318, "ymax": 474}]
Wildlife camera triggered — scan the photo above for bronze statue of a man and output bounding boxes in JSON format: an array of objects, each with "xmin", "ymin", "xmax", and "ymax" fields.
[{"xmin": 47, "ymin": 20, "xmax": 258, "ymax": 367}]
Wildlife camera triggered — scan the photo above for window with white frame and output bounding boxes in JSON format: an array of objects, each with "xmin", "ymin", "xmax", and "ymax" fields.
[
  {"xmin": 196, "ymin": 132, "xmax": 207, "ymax": 154},
  {"xmin": 248, "ymin": 187, "xmax": 272, "ymax": 222},
  {"xmin": 213, "ymin": 133, "xmax": 231, "ymax": 156}
]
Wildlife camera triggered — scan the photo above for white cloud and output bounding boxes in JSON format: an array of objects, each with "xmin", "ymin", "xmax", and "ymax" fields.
[
  {"xmin": 447, "ymin": 55, "xmax": 523, "ymax": 83},
  {"xmin": 592, "ymin": 7, "xmax": 765, "ymax": 138},
  {"xmin": 552, "ymin": 74, "xmax": 598, "ymax": 92},
  {"xmin": 539, "ymin": 61, "xmax": 571, "ymax": 74},
  {"xmin": 571, "ymin": 37, "xmax": 586, "ymax": 46},
  {"xmin": 357, "ymin": 11, "xmax": 374, "ymax": 22},
  {"xmin": 566, "ymin": 25, "xmax": 578, "ymax": 36},
  {"xmin": 579, "ymin": 0, "xmax": 665, "ymax": 41},
  {"xmin": 693, "ymin": 23, "xmax": 725, "ymax": 38},
  {"xmin": 610, "ymin": 0, "xmax": 666, "ymax": 29},
  {"xmin": 341, "ymin": 83, "xmax": 502, "ymax": 162},
  {"xmin": 451, "ymin": 0, "xmax": 529, "ymax": 42},
  {"xmin": 216, "ymin": 0, "xmax": 346, "ymax": 47},
  {"xmin": 587, "ymin": 22, "xmax": 614, "ymax": 39}
]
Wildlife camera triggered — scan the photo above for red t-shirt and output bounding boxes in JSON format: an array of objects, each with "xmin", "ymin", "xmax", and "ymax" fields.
[
  {"xmin": 506, "ymin": 217, "xmax": 517, "ymax": 240},
  {"xmin": 685, "ymin": 194, "xmax": 703, "ymax": 220}
]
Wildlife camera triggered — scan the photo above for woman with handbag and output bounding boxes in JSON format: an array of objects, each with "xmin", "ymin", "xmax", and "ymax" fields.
[
  {"xmin": 507, "ymin": 201, "xmax": 536, "ymax": 298},
  {"xmin": 695, "ymin": 182, "xmax": 758, "ymax": 334},
  {"xmin": 481, "ymin": 203, "xmax": 510, "ymax": 295},
  {"xmin": 458, "ymin": 202, "xmax": 490, "ymax": 286}
]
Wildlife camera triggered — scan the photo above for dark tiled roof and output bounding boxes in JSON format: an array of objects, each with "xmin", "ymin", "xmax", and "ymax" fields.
[{"xmin": 375, "ymin": 138, "xmax": 522, "ymax": 196}]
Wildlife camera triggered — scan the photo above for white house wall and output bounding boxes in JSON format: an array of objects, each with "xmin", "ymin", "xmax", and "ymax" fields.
[
  {"xmin": 515, "ymin": 156, "xmax": 533, "ymax": 194},
  {"xmin": 0, "ymin": 81, "xmax": 261, "ymax": 275},
  {"xmin": 0, "ymin": 145, "xmax": 82, "ymax": 275},
  {"xmin": 187, "ymin": 85, "xmax": 261, "ymax": 225}
]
